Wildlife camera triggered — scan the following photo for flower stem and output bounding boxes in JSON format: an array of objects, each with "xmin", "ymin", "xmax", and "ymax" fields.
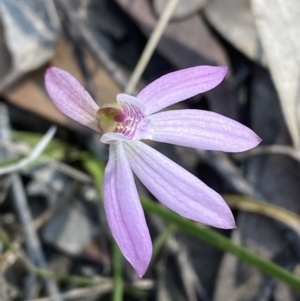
[
  {"xmin": 141, "ymin": 197, "xmax": 300, "ymax": 290},
  {"xmin": 125, "ymin": 0, "xmax": 180, "ymax": 94},
  {"xmin": 112, "ymin": 242, "xmax": 124, "ymax": 301}
]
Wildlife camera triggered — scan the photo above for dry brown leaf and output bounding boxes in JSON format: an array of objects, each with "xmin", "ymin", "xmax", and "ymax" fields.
[
  {"xmin": 224, "ymin": 194, "xmax": 300, "ymax": 235},
  {"xmin": 252, "ymin": 0, "xmax": 300, "ymax": 146},
  {"xmin": 3, "ymin": 38, "xmax": 121, "ymax": 129},
  {"xmin": 204, "ymin": 0, "xmax": 266, "ymax": 66},
  {"xmin": 0, "ymin": 0, "xmax": 58, "ymax": 90}
]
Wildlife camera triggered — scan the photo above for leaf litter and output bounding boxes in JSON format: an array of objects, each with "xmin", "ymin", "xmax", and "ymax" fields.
[{"xmin": 0, "ymin": 0, "xmax": 300, "ymax": 300}]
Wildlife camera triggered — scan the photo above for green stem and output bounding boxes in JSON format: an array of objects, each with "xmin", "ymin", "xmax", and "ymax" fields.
[
  {"xmin": 141, "ymin": 197, "xmax": 300, "ymax": 290},
  {"xmin": 112, "ymin": 242, "xmax": 124, "ymax": 301}
]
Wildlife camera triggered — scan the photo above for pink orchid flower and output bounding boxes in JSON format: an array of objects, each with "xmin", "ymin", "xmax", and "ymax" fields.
[{"xmin": 45, "ymin": 66, "xmax": 261, "ymax": 277}]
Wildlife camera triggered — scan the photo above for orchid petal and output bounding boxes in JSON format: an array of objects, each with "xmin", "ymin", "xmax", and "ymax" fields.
[
  {"xmin": 137, "ymin": 66, "xmax": 227, "ymax": 115},
  {"xmin": 148, "ymin": 110, "xmax": 261, "ymax": 152},
  {"xmin": 45, "ymin": 67, "xmax": 100, "ymax": 131},
  {"xmin": 125, "ymin": 141, "xmax": 235, "ymax": 229},
  {"xmin": 103, "ymin": 143, "xmax": 152, "ymax": 276}
]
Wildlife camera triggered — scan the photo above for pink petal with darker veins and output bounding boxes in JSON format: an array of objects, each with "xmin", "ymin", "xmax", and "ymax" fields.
[
  {"xmin": 137, "ymin": 66, "xmax": 227, "ymax": 115},
  {"xmin": 103, "ymin": 143, "xmax": 152, "ymax": 277},
  {"xmin": 45, "ymin": 67, "xmax": 100, "ymax": 132},
  {"xmin": 125, "ymin": 141, "xmax": 236, "ymax": 229},
  {"xmin": 148, "ymin": 110, "xmax": 261, "ymax": 152}
]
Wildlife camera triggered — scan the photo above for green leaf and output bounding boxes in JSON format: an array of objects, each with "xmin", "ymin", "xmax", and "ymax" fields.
[{"xmin": 141, "ymin": 196, "xmax": 300, "ymax": 290}]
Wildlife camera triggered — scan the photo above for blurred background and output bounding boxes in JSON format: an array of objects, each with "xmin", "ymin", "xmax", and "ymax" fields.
[{"xmin": 0, "ymin": 0, "xmax": 300, "ymax": 300}]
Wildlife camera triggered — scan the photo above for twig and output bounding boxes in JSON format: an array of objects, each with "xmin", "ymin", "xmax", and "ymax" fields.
[
  {"xmin": 41, "ymin": 157, "xmax": 91, "ymax": 183},
  {"xmin": 0, "ymin": 140, "xmax": 92, "ymax": 183},
  {"xmin": 168, "ymin": 238, "xmax": 204, "ymax": 301},
  {"xmin": 0, "ymin": 229, "xmax": 106, "ymax": 287},
  {"xmin": 11, "ymin": 174, "xmax": 62, "ymax": 301},
  {"xmin": 125, "ymin": 0, "xmax": 180, "ymax": 94},
  {"xmin": 0, "ymin": 277, "xmax": 9, "ymax": 301},
  {"xmin": 150, "ymin": 215, "xmax": 209, "ymax": 301},
  {"xmin": 25, "ymin": 279, "xmax": 153, "ymax": 301},
  {"xmin": 0, "ymin": 103, "xmax": 10, "ymax": 143},
  {"xmin": 33, "ymin": 180, "xmax": 78, "ymax": 229},
  {"xmin": 197, "ymin": 150, "xmax": 264, "ymax": 199},
  {"xmin": 233, "ymin": 144, "xmax": 300, "ymax": 162},
  {"xmin": 156, "ymin": 255, "xmax": 172, "ymax": 301},
  {"xmin": 24, "ymin": 282, "xmax": 113, "ymax": 301},
  {"xmin": 2, "ymin": 237, "xmax": 105, "ymax": 286},
  {"xmin": 0, "ymin": 104, "xmax": 61, "ymax": 300},
  {"xmin": 0, "ymin": 103, "xmax": 40, "ymax": 300},
  {"xmin": 0, "ymin": 126, "xmax": 57, "ymax": 175}
]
